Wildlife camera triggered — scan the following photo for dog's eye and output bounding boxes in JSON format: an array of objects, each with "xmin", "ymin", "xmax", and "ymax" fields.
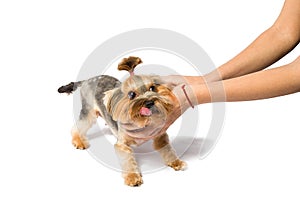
[
  {"xmin": 128, "ymin": 91, "xmax": 136, "ymax": 100},
  {"xmin": 149, "ymin": 85, "xmax": 156, "ymax": 92}
]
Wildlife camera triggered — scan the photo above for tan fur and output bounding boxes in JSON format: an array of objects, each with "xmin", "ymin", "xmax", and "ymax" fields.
[
  {"xmin": 71, "ymin": 132, "xmax": 89, "ymax": 149},
  {"xmin": 115, "ymin": 142, "xmax": 143, "ymax": 186},
  {"xmin": 106, "ymin": 74, "xmax": 187, "ymax": 185},
  {"xmin": 167, "ymin": 159, "xmax": 187, "ymax": 171},
  {"xmin": 153, "ymin": 133, "xmax": 187, "ymax": 170},
  {"xmin": 110, "ymin": 76, "xmax": 175, "ymax": 129},
  {"xmin": 68, "ymin": 56, "xmax": 186, "ymax": 186},
  {"xmin": 153, "ymin": 133, "xmax": 170, "ymax": 150},
  {"xmin": 124, "ymin": 173, "xmax": 143, "ymax": 187}
]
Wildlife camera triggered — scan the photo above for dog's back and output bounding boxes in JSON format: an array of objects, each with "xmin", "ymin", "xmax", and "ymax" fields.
[{"xmin": 58, "ymin": 75, "xmax": 121, "ymax": 136}]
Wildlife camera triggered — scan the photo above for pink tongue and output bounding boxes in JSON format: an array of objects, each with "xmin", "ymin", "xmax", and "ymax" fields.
[{"xmin": 140, "ymin": 107, "xmax": 152, "ymax": 116}]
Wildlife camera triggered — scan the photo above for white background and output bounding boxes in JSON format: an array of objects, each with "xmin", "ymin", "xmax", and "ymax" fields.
[{"xmin": 1, "ymin": 0, "xmax": 299, "ymax": 199}]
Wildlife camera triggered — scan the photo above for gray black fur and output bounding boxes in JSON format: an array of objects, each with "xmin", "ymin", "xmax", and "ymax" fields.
[
  {"xmin": 57, "ymin": 81, "xmax": 83, "ymax": 94},
  {"xmin": 58, "ymin": 56, "xmax": 186, "ymax": 186},
  {"xmin": 58, "ymin": 75, "xmax": 121, "ymax": 133}
]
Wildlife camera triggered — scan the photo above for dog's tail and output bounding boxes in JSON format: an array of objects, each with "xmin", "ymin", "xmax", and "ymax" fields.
[{"xmin": 57, "ymin": 81, "xmax": 83, "ymax": 94}]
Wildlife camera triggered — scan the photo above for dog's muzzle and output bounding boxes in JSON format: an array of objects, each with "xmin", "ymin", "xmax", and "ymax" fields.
[{"xmin": 140, "ymin": 100, "xmax": 154, "ymax": 116}]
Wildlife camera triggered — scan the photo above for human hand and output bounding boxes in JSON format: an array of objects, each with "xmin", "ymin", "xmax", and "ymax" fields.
[
  {"xmin": 158, "ymin": 83, "xmax": 198, "ymax": 135},
  {"xmin": 172, "ymin": 83, "xmax": 198, "ymax": 112}
]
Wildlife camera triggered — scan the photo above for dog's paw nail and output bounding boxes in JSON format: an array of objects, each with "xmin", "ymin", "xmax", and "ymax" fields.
[
  {"xmin": 168, "ymin": 159, "xmax": 187, "ymax": 171},
  {"xmin": 124, "ymin": 173, "xmax": 143, "ymax": 187}
]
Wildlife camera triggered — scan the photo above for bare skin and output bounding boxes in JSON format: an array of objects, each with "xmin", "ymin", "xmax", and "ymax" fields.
[{"xmin": 162, "ymin": 0, "xmax": 300, "ymax": 131}]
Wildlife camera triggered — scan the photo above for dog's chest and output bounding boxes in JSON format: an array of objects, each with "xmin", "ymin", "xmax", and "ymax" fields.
[{"xmin": 118, "ymin": 123, "xmax": 165, "ymax": 145}]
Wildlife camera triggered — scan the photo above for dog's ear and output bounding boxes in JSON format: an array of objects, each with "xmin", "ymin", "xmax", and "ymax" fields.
[
  {"xmin": 118, "ymin": 56, "xmax": 142, "ymax": 73},
  {"xmin": 103, "ymin": 88, "xmax": 118, "ymax": 114},
  {"xmin": 103, "ymin": 88, "xmax": 124, "ymax": 120}
]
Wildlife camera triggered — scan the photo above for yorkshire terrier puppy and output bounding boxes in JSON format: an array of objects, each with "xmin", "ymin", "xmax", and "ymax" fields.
[{"xmin": 58, "ymin": 57, "xmax": 186, "ymax": 186}]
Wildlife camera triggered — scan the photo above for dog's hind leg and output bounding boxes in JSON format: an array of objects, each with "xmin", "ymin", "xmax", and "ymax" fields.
[
  {"xmin": 153, "ymin": 133, "xmax": 187, "ymax": 171},
  {"xmin": 71, "ymin": 98, "xmax": 97, "ymax": 150}
]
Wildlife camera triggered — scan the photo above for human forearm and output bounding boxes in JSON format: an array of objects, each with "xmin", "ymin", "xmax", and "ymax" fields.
[
  {"xmin": 167, "ymin": 0, "xmax": 300, "ymax": 86},
  {"xmin": 182, "ymin": 25, "xmax": 298, "ymax": 85},
  {"xmin": 190, "ymin": 57, "xmax": 300, "ymax": 104},
  {"xmin": 199, "ymin": 0, "xmax": 300, "ymax": 83},
  {"xmin": 207, "ymin": 28, "xmax": 297, "ymax": 81}
]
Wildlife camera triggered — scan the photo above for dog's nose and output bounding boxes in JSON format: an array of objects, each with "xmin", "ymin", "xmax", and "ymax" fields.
[{"xmin": 145, "ymin": 100, "xmax": 155, "ymax": 108}]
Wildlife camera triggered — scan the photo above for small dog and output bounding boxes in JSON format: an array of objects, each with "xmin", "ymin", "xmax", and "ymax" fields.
[{"xmin": 58, "ymin": 57, "xmax": 186, "ymax": 186}]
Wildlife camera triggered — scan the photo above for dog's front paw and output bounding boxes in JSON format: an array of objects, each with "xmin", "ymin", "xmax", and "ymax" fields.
[
  {"xmin": 124, "ymin": 173, "xmax": 143, "ymax": 187},
  {"xmin": 71, "ymin": 132, "xmax": 89, "ymax": 150},
  {"xmin": 168, "ymin": 159, "xmax": 187, "ymax": 171}
]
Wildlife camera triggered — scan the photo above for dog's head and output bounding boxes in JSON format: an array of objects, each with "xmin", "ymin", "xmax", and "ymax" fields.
[{"xmin": 103, "ymin": 57, "xmax": 176, "ymax": 128}]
